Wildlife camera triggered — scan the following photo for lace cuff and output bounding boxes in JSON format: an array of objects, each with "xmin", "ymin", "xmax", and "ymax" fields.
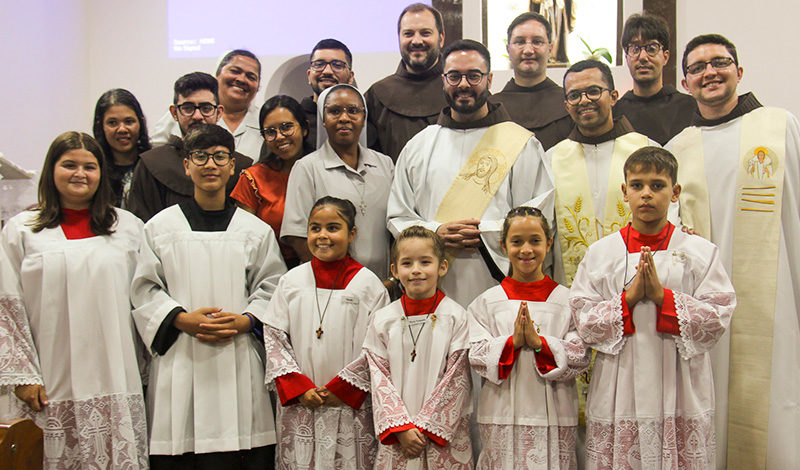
[
  {"xmin": 571, "ymin": 294, "xmax": 626, "ymax": 355},
  {"xmin": 674, "ymin": 291, "xmax": 735, "ymax": 360},
  {"xmin": 0, "ymin": 296, "xmax": 43, "ymax": 389},
  {"xmin": 468, "ymin": 336, "xmax": 507, "ymax": 385},
  {"xmin": 263, "ymin": 325, "xmax": 302, "ymax": 385}
]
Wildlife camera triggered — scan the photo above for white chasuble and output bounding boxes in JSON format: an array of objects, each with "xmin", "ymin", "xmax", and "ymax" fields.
[
  {"xmin": 131, "ymin": 205, "xmax": 285, "ymax": 455},
  {"xmin": 666, "ymin": 102, "xmax": 800, "ymax": 469},
  {"xmin": 0, "ymin": 209, "xmax": 148, "ymax": 469},
  {"xmin": 388, "ymin": 123, "xmax": 554, "ymax": 307},
  {"xmin": 570, "ymin": 227, "xmax": 735, "ymax": 470},
  {"xmin": 362, "ymin": 294, "xmax": 473, "ymax": 469},
  {"xmin": 262, "ymin": 259, "xmax": 389, "ymax": 469},
  {"xmin": 467, "ymin": 278, "xmax": 590, "ymax": 469}
]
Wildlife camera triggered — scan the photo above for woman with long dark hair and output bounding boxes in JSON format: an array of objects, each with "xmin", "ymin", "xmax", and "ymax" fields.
[
  {"xmin": 93, "ymin": 88, "xmax": 151, "ymax": 207},
  {"xmin": 230, "ymin": 94, "xmax": 313, "ymax": 267},
  {"xmin": 0, "ymin": 132, "xmax": 148, "ymax": 469}
]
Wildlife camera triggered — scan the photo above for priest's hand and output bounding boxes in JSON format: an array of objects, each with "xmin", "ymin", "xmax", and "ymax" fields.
[
  {"xmin": 436, "ymin": 219, "xmax": 481, "ymax": 250},
  {"xmin": 640, "ymin": 248, "xmax": 665, "ymax": 306},
  {"xmin": 398, "ymin": 428, "xmax": 427, "ymax": 458},
  {"xmin": 512, "ymin": 303, "xmax": 527, "ymax": 349},
  {"xmin": 521, "ymin": 302, "xmax": 543, "ymax": 350},
  {"xmin": 681, "ymin": 225, "xmax": 697, "ymax": 236},
  {"xmin": 15, "ymin": 384, "xmax": 48, "ymax": 411},
  {"xmin": 624, "ymin": 253, "xmax": 646, "ymax": 309},
  {"xmin": 299, "ymin": 388, "xmax": 324, "ymax": 409},
  {"xmin": 317, "ymin": 387, "xmax": 343, "ymax": 407}
]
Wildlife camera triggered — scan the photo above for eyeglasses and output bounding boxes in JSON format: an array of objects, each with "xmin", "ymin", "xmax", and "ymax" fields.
[
  {"xmin": 324, "ymin": 105, "xmax": 365, "ymax": 118},
  {"xmin": 188, "ymin": 150, "xmax": 232, "ymax": 166},
  {"xmin": 509, "ymin": 38, "xmax": 549, "ymax": 49},
  {"xmin": 443, "ymin": 71, "xmax": 487, "ymax": 86},
  {"xmin": 262, "ymin": 121, "xmax": 297, "ymax": 141},
  {"xmin": 310, "ymin": 59, "xmax": 348, "ymax": 72},
  {"xmin": 176, "ymin": 102, "xmax": 218, "ymax": 117},
  {"xmin": 625, "ymin": 42, "xmax": 663, "ymax": 57},
  {"xmin": 685, "ymin": 57, "xmax": 735, "ymax": 75},
  {"xmin": 565, "ymin": 86, "xmax": 610, "ymax": 105}
]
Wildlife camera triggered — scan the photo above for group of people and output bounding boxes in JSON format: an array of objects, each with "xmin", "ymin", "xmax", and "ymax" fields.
[{"xmin": 0, "ymin": 3, "xmax": 797, "ymax": 470}]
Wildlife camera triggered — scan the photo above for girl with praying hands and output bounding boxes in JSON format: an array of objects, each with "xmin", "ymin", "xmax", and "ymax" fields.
[{"xmin": 0, "ymin": 132, "xmax": 148, "ymax": 469}]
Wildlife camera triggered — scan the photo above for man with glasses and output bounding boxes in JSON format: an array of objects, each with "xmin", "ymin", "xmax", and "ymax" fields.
[
  {"xmin": 489, "ymin": 12, "xmax": 573, "ymax": 150},
  {"xmin": 301, "ymin": 38, "xmax": 355, "ymax": 148},
  {"xmin": 614, "ymin": 14, "xmax": 696, "ymax": 145},
  {"xmin": 666, "ymin": 33, "xmax": 800, "ymax": 470},
  {"xmin": 546, "ymin": 59, "xmax": 655, "ymax": 286},
  {"xmin": 364, "ymin": 3, "xmax": 448, "ymax": 161},
  {"xmin": 128, "ymin": 72, "xmax": 253, "ymax": 222},
  {"xmin": 150, "ymin": 50, "xmax": 265, "ymax": 159},
  {"xmin": 388, "ymin": 39, "xmax": 553, "ymax": 308}
]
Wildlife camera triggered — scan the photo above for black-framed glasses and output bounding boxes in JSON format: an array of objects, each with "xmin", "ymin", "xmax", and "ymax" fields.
[
  {"xmin": 309, "ymin": 59, "xmax": 348, "ymax": 72},
  {"xmin": 262, "ymin": 121, "xmax": 297, "ymax": 141},
  {"xmin": 176, "ymin": 102, "xmax": 218, "ymax": 117},
  {"xmin": 509, "ymin": 38, "xmax": 549, "ymax": 49},
  {"xmin": 324, "ymin": 105, "xmax": 365, "ymax": 118},
  {"xmin": 443, "ymin": 71, "xmax": 487, "ymax": 86},
  {"xmin": 625, "ymin": 42, "xmax": 663, "ymax": 58},
  {"xmin": 685, "ymin": 57, "xmax": 735, "ymax": 75},
  {"xmin": 188, "ymin": 150, "xmax": 232, "ymax": 166},
  {"xmin": 565, "ymin": 86, "xmax": 610, "ymax": 105}
]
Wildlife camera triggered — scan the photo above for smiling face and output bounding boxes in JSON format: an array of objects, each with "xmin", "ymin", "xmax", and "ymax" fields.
[
  {"xmin": 399, "ymin": 9, "xmax": 444, "ymax": 73},
  {"xmin": 391, "ymin": 237, "xmax": 448, "ymax": 300},
  {"xmin": 307, "ymin": 205, "xmax": 356, "ymax": 262},
  {"xmin": 501, "ymin": 215, "xmax": 552, "ymax": 283},
  {"xmin": 681, "ymin": 43, "xmax": 742, "ymax": 114},
  {"xmin": 506, "ymin": 19, "xmax": 551, "ymax": 83},
  {"xmin": 183, "ymin": 144, "xmax": 235, "ymax": 195},
  {"xmin": 307, "ymin": 48, "xmax": 354, "ymax": 97},
  {"xmin": 262, "ymin": 106, "xmax": 307, "ymax": 162},
  {"xmin": 443, "ymin": 50, "xmax": 492, "ymax": 119},
  {"xmin": 54, "ymin": 148, "xmax": 101, "ymax": 210},
  {"xmin": 564, "ymin": 67, "xmax": 618, "ymax": 136},
  {"xmin": 623, "ymin": 166, "xmax": 681, "ymax": 233},
  {"xmin": 323, "ymin": 87, "xmax": 365, "ymax": 148},
  {"xmin": 216, "ymin": 55, "xmax": 260, "ymax": 109},
  {"xmin": 102, "ymin": 104, "xmax": 140, "ymax": 158}
]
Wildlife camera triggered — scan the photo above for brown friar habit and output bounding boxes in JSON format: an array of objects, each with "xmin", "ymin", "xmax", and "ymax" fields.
[
  {"xmin": 127, "ymin": 135, "xmax": 253, "ymax": 222},
  {"xmin": 489, "ymin": 77, "xmax": 574, "ymax": 151},
  {"xmin": 365, "ymin": 60, "xmax": 448, "ymax": 161},
  {"xmin": 613, "ymin": 84, "xmax": 698, "ymax": 146}
]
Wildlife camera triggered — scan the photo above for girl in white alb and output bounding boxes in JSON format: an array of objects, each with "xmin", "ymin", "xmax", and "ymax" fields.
[{"xmin": 468, "ymin": 206, "xmax": 590, "ymax": 469}]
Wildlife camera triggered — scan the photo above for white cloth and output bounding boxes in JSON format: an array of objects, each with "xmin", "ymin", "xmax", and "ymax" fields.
[
  {"xmin": 387, "ymin": 125, "xmax": 554, "ymax": 307},
  {"xmin": 362, "ymin": 296, "xmax": 474, "ymax": 469},
  {"xmin": 467, "ymin": 284, "xmax": 589, "ymax": 469},
  {"xmin": 262, "ymin": 262, "xmax": 389, "ymax": 469},
  {"xmin": 149, "ymin": 102, "xmax": 263, "ymax": 160},
  {"xmin": 316, "ymin": 85, "xmax": 369, "ymax": 149},
  {"xmin": 666, "ymin": 110, "xmax": 800, "ymax": 470},
  {"xmin": 569, "ymin": 229, "xmax": 735, "ymax": 469},
  {"xmin": 281, "ymin": 141, "xmax": 394, "ymax": 278},
  {"xmin": 131, "ymin": 205, "xmax": 285, "ymax": 455},
  {"xmin": 0, "ymin": 209, "xmax": 148, "ymax": 469}
]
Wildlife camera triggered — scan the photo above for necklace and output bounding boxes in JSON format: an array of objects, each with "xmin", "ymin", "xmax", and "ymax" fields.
[
  {"xmin": 313, "ymin": 260, "xmax": 347, "ymax": 339},
  {"xmin": 402, "ymin": 291, "xmax": 441, "ymax": 362},
  {"xmin": 346, "ymin": 170, "xmax": 367, "ymax": 216}
]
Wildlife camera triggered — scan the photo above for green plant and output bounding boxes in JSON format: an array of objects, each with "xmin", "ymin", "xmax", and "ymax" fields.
[{"xmin": 580, "ymin": 37, "xmax": 612, "ymax": 64}]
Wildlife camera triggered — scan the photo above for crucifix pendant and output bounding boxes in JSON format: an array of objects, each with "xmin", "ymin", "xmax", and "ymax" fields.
[
  {"xmin": 410, "ymin": 349, "xmax": 417, "ymax": 362},
  {"xmin": 431, "ymin": 314, "xmax": 437, "ymax": 329},
  {"xmin": 316, "ymin": 327, "xmax": 324, "ymax": 339},
  {"xmin": 358, "ymin": 200, "xmax": 367, "ymax": 216}
]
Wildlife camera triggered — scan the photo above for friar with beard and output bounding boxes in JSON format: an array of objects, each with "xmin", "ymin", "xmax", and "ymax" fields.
[{"xmin": 365, "ymin": 3, "xmax": 449, "ymax": 161}]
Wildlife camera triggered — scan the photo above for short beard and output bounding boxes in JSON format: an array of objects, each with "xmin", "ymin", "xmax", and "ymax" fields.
[
  {"xmin": 446, "ymin": 87, "xmax": 490, "ymax": 115},
  {"xmin": 401, "ymin": 47, "xmax": 440, "ymax": 73}
]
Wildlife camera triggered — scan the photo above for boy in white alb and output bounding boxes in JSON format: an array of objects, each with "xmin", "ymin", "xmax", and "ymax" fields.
[
  {"xmin": 131, "ymin": 124, "xmax": 286, "ymax": 469},
  {"xmin": 569, "ymin": 147, "xmax": 735, "ymax": 469}
]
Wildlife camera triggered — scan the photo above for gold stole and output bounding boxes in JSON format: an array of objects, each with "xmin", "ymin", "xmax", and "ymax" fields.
[
  {"xmin": 551, "ymin": 132, "xmax": 649, "ymax": 286},
  {"xmin": 673, "ymin": 107, "xmax": 786, "ymax": 469},
  {"xmin": 435, "ymin": 121, "xmax": 532, "ymax": 222}
]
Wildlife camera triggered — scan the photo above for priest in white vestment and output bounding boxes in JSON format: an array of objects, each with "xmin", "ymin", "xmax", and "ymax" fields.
[{"xmin": 666, "ymin": 33, "xmax": 800, "ymax": 470}]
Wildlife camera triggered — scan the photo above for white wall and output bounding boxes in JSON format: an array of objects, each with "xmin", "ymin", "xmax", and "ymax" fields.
[{"xmin": 2, "ymin": 0, "xmax": 797, "ymax": 174}]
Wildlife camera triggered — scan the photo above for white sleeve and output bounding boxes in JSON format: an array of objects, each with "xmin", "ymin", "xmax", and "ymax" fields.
[
  {"xmin": 280, "ymin": 160, "xmax": 316, "ymax": 242},
  {"xmin": 386, "ymin": 143, "xmax": 441, "ymax": 236},
  {"xmin": 244, "ymin": 225, "xmax": 287, "ymax": 319}
]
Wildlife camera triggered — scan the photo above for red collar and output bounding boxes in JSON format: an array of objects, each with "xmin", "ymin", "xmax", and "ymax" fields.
[
  {"xmin": 619, "ymin": 223, "xmax": 675, "ymax": 253},
  {"xmin": 401, "ymin": 290, "xmax": 445, "ymax": 316},
  {"xmin": 310, "ymin": 255, "xmax": 363, "ymax": 289},
  {"xmin": 61, "ymin": 208, "xmax": 95, "ymax": 240},
  {"xmin": 500, "ymin": 276, "xmax": 559, "ymax": 301}
]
